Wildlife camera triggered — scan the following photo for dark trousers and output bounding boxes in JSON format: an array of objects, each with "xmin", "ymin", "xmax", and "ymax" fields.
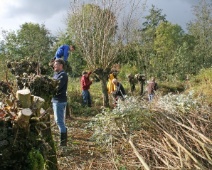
[{"xmin": 82, "ymin": 90, "xmax": 92, "ymax": 107}]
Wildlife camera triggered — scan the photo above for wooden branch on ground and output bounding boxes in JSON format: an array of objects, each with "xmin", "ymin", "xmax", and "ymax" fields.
[{"xmin": 128, "ymin": 137, "xmax": 150, "ymax": 170}]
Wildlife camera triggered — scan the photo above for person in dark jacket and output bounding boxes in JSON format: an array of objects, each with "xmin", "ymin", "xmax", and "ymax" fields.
[
  {"xmin": 112, "ymin": 78, "xmax": 126, "ymax": 106},
  {"xmin": 127, "ymin": 73, "xmax": 136, "ymax": 94},
  {"xmin": 51, "ymin": 59, "xmax": 68, "ymax": 146},
  {"xmin": 80, "ymin": 71, "xmax": 93, "ymax": 107}
]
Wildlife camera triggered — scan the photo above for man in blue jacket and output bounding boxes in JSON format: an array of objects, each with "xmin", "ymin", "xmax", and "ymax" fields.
[
  {"xmin": 50, "ymin": 44, "xmax": 75, "ymax": 73},
  {"xmin": 52, "ymin": 59, "xmax": 68, "ymax": 146},
  {"xmin": 54, "ymin": 44, "xmax": 75, "ymax": 62}
]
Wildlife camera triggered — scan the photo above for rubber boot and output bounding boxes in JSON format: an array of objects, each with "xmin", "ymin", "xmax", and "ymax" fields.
[{"xmin": 60, "ymin": 129, "xmax": 67, "ymax": 146}]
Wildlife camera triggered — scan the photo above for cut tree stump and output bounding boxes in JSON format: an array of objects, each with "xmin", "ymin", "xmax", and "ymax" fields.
[
  {"xmin": 31, "ymin": 95, "xmax": 45, "ymax": 117},
  {"xmin": 16, "ymin": 108, "xmax": 32, "ymax": 129},
  {"xmin": 16, "ymin": 88, "xmax": 31, "ymax": 108}
]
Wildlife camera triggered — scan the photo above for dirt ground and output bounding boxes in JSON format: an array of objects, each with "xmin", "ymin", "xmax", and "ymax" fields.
[{"xmin": 51, "ymin": 114, "xmax": 117, "ymax": 170}]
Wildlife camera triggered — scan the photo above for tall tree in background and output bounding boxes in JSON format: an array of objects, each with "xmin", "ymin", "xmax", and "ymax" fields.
[
  {"xmin": 187, "ymin": 0, "xmax": 212, "ymax": 73},
  {"xmin": 67, "ymin": 0, "xmax": 143, "ymax": 107},
  {"xmin": 153, "ymin": 22, "xmax": 184, "ymax": 78},
  {"xmin": 172, "ymin": 34, "xmax": 196, "ymax": 79},
  {"xmin": 134, "ymin": 5, "xmax": 167, "ymax": 76},
  {"xmin": 1, "ymin": 22, "xmax": 54, "ymax": 63}
]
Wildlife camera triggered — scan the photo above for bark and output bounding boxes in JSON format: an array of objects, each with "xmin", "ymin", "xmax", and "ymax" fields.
[
  {"xmin": 31, "ymin": 95, "xmax": 45, "ymax": 117},
  {"xmin": 101, "ymin": 76, "xmax": 109, "ymax": 107},
  {"xmin": 16, "ymin": 88, "xmax": 31, "ymax": 108},
  {"xmin": 93, "ymin": 68, "xmax": 110, "ymax": 107},
  {"xmin": 16, "ymin": 108, "xmax": 32, "ymax": 129}
]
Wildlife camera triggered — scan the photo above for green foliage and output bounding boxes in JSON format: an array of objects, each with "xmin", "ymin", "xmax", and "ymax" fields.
[
  {"xmin": 154, "ymin": 22, "xmax": 184, "ymax": 55},
  {"xmin": 153, "ymin": 22, "xmax": 185, "ymax": 76},
  {"xmin": 67, "ymin": 88, "xmax": 83, "ymax": 114},
  {"xmin": 142, "ymin": 5, "xmax": 167, "ymax": 31},
  {"xmin": 27, "ymin": 148, "xmax": 44, "ymax": 170},
  {"xmin": 159, "ymin": 81, "xmax": 185, "ymax": 95},
  {"xmin": 122, "ymin": 5, "xmax": 168, "ymax": 78},
  {"xmin": 68, "ymin": 51, "xmax": 86, "ymax": 77},
  {"xmin": 118, "ymin": 64, "xmax": 139, "ymax": 80},
  {"xmin": 116, "ymin": 43, "xmax": 138, "ymax": 66},
  {"xmin": 1, "ymin": 22, "xmax": 55, "ymax": 67},
  {"xmin": 189, "ymin": 67, "xmax": 212, "ymax": 104},
  {"xmin": 188, "ymin": 0, "xmax": 212, "ymax": 71}
]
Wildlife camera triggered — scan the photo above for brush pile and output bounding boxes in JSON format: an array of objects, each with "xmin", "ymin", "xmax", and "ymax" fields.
[
  {"xmin": 90, "ymin": 93, "xmax": 212, "ymax": 169},
  {"xmin": 6, "ymin": 59, "xmax": 58, "ymax": 99},
  {"xmin": 15, "ymin": 73, "xmax": 59, "ymax": 101},
  {"xmin": 6, "ymin": 59, "xmax": 49, "ymax": 76}
]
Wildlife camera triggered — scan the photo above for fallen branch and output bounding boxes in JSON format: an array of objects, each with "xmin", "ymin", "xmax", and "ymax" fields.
[{"xmin": 128, "ymin": 136, "xmax": 150, "ymax": 170}]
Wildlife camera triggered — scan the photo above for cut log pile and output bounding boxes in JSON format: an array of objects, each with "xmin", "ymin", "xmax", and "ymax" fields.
[
  {"xmin": 0, "ymin": 86, "xmax": 58, "ymax": 169},
  {"xmin": 0, "ymin": 59, "xmax": 59, "ymax": 169},
  {"xmin": 0, "ymin": 87, "xmax": 48, "ymax": 132}
]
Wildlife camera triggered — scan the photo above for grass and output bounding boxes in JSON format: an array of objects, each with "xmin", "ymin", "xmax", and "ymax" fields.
[{"xmin": 187, "ymin": 68, "xmax": 212, "ymax": 105}]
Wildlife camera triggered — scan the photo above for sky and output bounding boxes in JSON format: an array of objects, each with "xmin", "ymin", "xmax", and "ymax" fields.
[{"xmin": 0, "ymin": 0, "xmax": 200, "ymax": 37}]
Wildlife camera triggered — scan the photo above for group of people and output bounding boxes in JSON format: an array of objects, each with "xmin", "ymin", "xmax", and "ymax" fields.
[
  {"xmin": 80, "ymin": 71, "xmax": 127, "ymax": 108},
  {"xmin": 108, "ymin": 73, "xmax": 157, "ymax": 105},
  {"xmin": 51, "ymin": 44, "xmax": 158, "ymax": 146},
  {"xmin": 128, "ymin": 73, "xmax": 157, "ymax": 101}
]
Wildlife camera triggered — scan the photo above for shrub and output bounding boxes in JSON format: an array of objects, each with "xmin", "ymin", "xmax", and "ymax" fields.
[{"xmin": 27, "ymin": 149, "xmax": 44, "ymax": 170}]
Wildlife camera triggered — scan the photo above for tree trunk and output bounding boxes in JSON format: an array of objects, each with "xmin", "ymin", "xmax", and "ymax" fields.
[
  {"xmin": 93, "ymin": 68, "xmax": 110, "ymax": 107},
  {"xmin": 101, "ymin": 75, "xmax": 109, "ymax": 107}
]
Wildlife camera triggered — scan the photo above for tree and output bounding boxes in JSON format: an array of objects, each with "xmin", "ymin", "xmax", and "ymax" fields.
[
  {"xmin": 129, "ymin": 5, "xmax": 167, "ymax": 77},
  {"xmin": 1, "ymin": 22, "xmax": 55, "ymax": 65},
  {"xmin": 67, "ymin": 1, "xmax": 142, "ymax": 107},
  {"xmin": 187, "ymin": 0, "xmax": 212, "ymax": 73},
  {"xmin": 153, "ymin": 22, "xmax": 185, "ymax": 77}
]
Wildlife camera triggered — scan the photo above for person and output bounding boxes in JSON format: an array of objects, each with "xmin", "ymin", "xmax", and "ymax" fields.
[
  {"xmin": 107, "ymin": 72, "xmax": 116, "ymax": 94},
  {"xmin": 51, "ymin": 59, "xmax": 68, "ymax": 146},
  {"xmin": 146, "ymin": 77, "xmax": 157, "ymax": 101},
  {"xmin": 80, "ymin": 71, "xmax": 93, "ymax": 107},
  {"xmin": 54, "ymin": 44, "xmax": 75, "ymax": 62},
  {"xmin": 127, "ymin": 73, "xmax": 136, "ymax": 94},
  {"xmin": 111, "ymin": 78, "xmax": 126, "ymax": 106},
  {"xmin": 49, "ymin": 45, "xmax": 75, "ymax": 71},
  {"xmin": 135, "ymin": 73, "xmax": 146, "ymax": 95}
]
